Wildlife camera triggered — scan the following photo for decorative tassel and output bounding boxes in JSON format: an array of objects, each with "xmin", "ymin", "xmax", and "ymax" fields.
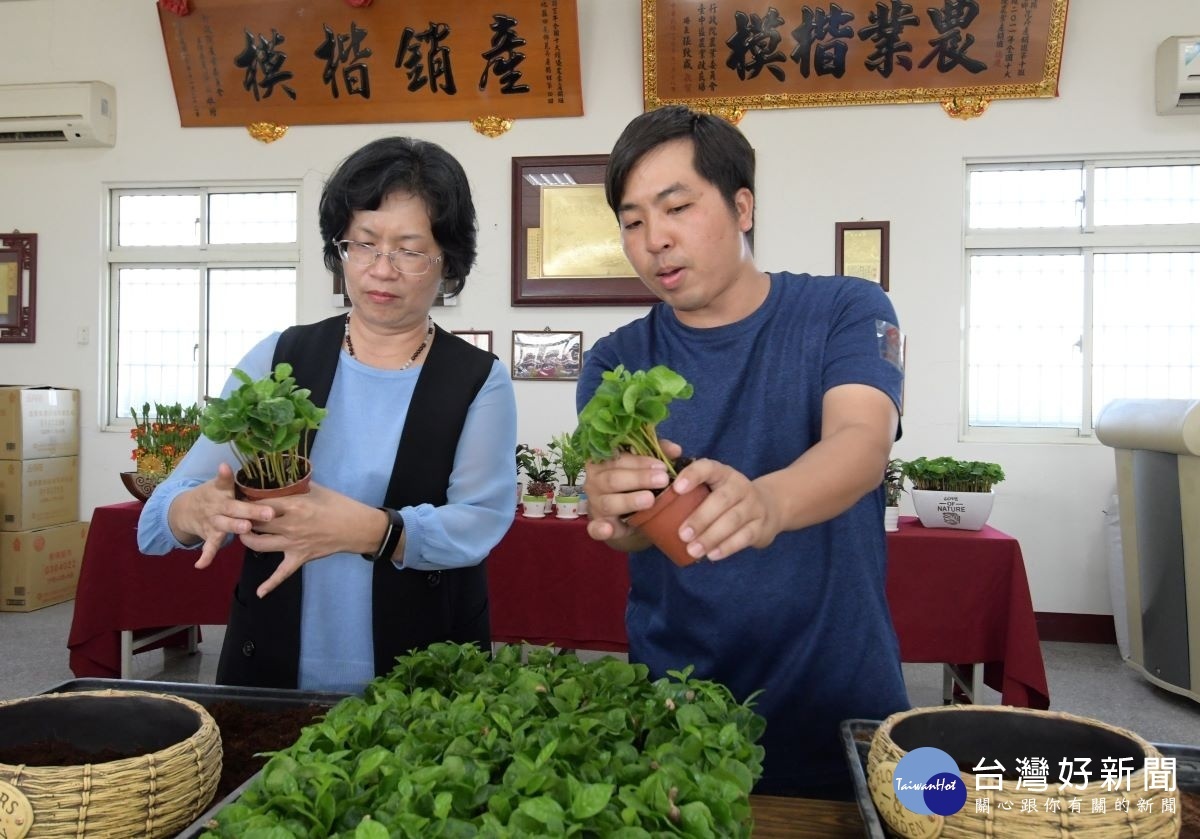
[{"xmin": 158, "ymin": 0, "xmax": 190, "ymax": 15}]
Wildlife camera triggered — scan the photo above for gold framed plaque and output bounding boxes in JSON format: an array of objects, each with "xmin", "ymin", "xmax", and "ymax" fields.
[
  {"xmin": 835, "ymin": 220, "xmax": 890, "ymax": 291},
  {"xmin": 511, "ymin": 155, "xmax": 657, "ymax": 306}
]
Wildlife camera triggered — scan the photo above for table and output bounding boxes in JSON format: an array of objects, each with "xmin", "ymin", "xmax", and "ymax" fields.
[
  {"xmin": 486, "ymin": 514, "xmax": 1050, "ymax": 709},
  {"xmin": 67, "ymin": 501, "xmax": 244, "ymax": 679}
]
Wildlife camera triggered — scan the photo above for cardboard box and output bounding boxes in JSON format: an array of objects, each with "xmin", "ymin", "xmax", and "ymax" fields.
[
  {"xmin": 0, "ymin": 386, "xmax": 80, "ymax": 460},
  {"xmin": 0, "ymin": 520, "xmax": 89, "ymax": 612},
  {"xmin": 0, "ymin": 456, "xmax": 79, "ymax": 532}
]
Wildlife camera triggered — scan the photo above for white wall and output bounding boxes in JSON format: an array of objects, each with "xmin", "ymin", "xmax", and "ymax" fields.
[{"xmin": 1, "ymin": 0, "xmax": 1196, "ymax": 616}]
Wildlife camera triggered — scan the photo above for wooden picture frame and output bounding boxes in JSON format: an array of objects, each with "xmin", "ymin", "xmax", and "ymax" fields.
[
  {"xmin": 0, "ymin": 232, "xmax": 36, "ymax": 343},
  {"xmin": 511, "ymin": 329, "xmax": 583, "ymax": 380},
  {"xmin": 452, "ymin": 330, "xmax": 493, "ymax": 353},
  {"xmin": 511, "ymin": 155, "xmax": 656, "ymax": 306},
  {"xmin": 835, "ymin": 221, "xmax": 890, "ymax": 292}
]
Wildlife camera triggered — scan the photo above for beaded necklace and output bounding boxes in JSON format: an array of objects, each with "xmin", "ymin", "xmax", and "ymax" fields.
[{"xmin": 344, "ymin": 313, "xmax": 433, "ymax": 370}]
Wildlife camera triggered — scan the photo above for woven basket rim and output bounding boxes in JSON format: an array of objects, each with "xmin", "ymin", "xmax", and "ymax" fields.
[
  {"xmin": 0, "ymin": 688, "xmax": 213, "ymax": 771},
  {"xmin": 0, "ymin": 688, "xmax": 222, "ymax": 839},
  {"xmin": 867, "ymin": 705, "xmax": 1181, "ymax": 838}
]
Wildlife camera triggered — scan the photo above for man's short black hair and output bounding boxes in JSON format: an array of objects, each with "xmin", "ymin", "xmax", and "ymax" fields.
[
  {"xmin": 605, "ymin": 105, "xmax": 755, "ymax": 215},
  {"xmin": 319, "ymin": 137, "xmax": 477, "ymax": 298}
]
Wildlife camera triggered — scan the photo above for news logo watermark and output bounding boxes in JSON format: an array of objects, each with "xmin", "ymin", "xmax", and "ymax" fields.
[{"xmin": 893, "ymin": 747, "xmax": 968, "ymax": 816}]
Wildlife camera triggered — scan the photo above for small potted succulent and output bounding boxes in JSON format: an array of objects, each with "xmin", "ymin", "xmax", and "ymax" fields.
[
  {"xmin": 573, "ymin": 364, "xmax": 703, "ymax": 566},
  {"xmin": 884, "ymin": 458, "xmax": 904, "ymax": 532},
  {"xmin": 123, "ymin": 402, "xmax": 203, "ymax": 501},
  {"xmin": 901, "ymin": 456, "xmax": 1006, "ymax": 531},
  {"xmin": 516, "ymin": 443, "xmax": 556, "ymax": 518},
  {"xmin": 199, "ymin": 363, "xmax": 327, "ymax": 499},
  {"xmin": 547, "ymin": 432, "xmax": 587, "ymax": 519}
]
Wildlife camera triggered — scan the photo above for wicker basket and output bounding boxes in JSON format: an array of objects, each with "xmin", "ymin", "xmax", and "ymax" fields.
[
  {"xmin": 0, "ymin": 689, "xmax": 221, "ymax": 838},
  {"xmin": 867, "ymin": 705, "xmax": 1181, "ymax": 838}
]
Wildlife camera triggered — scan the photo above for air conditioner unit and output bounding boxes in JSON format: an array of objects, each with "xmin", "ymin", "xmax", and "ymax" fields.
[
  {"xmin": 0, "ymin": 81, "xmax": 116, "ymax": 148},
  {"xmin": 1156, "ymin": 36, "xmax": 1200, "ymax": 115}
]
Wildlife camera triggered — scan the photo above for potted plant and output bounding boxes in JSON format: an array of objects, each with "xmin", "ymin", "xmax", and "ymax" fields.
[
  {"xmin": 123, "ymin": 401, "xmax": 203, "ymax": 501},
  {"xmin": 884, "ymin": 458, "xmax": 904, "ymax": 532},
  {"xmin": 198, "ymin": 362, "xmax": 327, "ymax": 499},
  {"xmin": 901, "ymin": 456, "xmax": 1006, "ymax": 531},
  {"xmin": 547, "ymin": 431, "xmax": 587, "ymax": 519},
  {"xmin": 516, "ymin": 443, "xmax": 556, "ymax": 518},
  {"xmin": 573, "ymin": 364, "xmax": 704, "ymax": 566}
]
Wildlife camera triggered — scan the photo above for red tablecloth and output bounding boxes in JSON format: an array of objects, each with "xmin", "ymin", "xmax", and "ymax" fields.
[
  {"xmin": 487, "ymin": 515, "xmax": 630, "ymax": 652},
  {"xmin": 485, "ymin": 514, "xmax": 1050, "ymax": 709},
  {"xmin": 67, "ymin": 501, "xmax": 245, "ymax": 678}
]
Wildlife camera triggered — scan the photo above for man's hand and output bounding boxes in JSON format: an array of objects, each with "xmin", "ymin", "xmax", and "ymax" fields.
[
  {"xmin": 581, "ymin": 450, "xmax": 670, "ymax": 552},
  {"xmin": 670, "ymin": 459, "xmax": 782, "ymax": 561}
]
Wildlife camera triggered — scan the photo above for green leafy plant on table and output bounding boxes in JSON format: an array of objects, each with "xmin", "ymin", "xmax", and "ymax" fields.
[
  {"xmin": 901, "ymin": 456, "xmax": 1005, "ymax": 493},
  {"xmin": 201, "ymin": 642, "xmax": 765, "ymax": 838},
  {"xmin": 884, "ymin": 458, "xmax": 905, "ymax": 507},
  {"xmin": 547, "ymin": 432, "xmax": 586, "ymax": 492},
  {"xmin": 199, "ymin": 362, "xmax": 327, "ymax": 490}
]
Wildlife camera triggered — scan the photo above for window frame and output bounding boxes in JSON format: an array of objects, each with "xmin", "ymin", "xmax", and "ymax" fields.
[
  {"xmin": 103, "ymin": 182, "xmax": 302, "ymax": 430},
  {"xmin": 960, "ymin": 154, "xmax": 1200, "ymax": 444}
]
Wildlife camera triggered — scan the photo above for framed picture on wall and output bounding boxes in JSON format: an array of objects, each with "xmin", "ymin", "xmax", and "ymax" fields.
[
  {"xmin": 452, "ymin": 330, "xmax": 493, "ymax": 352},
  {"xmin": 511, "ymin": 329, "xmax": 583, "ymax": 380},
  {"xmin": 0, "ymin": 232, "xmax": 36, "ymax": 343},
  {"xmin": 835, "ymin": 221, "xmax": 890, "ymax": 291},
  {"xmin": 511, "ymin": 154, "xmax": 656, "ymax": 306}
]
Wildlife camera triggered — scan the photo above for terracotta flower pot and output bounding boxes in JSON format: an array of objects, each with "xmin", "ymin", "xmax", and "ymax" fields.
[
  {"xmin": 235, "ymin": 456, "xmax": 313, "ymax": 501},
  {"xmin": 627, "ymin": 483, "xmax": 711, "ymax": 567}
]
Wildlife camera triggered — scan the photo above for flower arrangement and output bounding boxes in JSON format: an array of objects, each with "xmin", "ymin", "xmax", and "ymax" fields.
[
  {"xmin": 130, "ymin": 402, "xmax": 202, "ymax": 477},
  {"xmin": 515, "ymin": 443, "xmax": 556, "ymax": 498}
]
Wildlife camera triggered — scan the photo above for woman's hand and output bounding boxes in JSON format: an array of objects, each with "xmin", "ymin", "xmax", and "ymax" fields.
[
  {"xmin": 238, "ymin": 483, "xmax": 386, "ymax": 597},
  {"xmin": 167, "ymin": 462, "xmax": 276, "ymax": 571}
]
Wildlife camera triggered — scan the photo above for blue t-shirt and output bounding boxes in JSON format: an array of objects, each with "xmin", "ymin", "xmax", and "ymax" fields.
[{"xmin": 577, "ymin": 271, "xmax": 909, "ymax": 794}]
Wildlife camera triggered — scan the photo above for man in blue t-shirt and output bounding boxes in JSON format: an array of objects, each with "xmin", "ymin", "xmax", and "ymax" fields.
[{"xmin": 577, "ymin": 105, "xmax": 909, "ymax": 798}]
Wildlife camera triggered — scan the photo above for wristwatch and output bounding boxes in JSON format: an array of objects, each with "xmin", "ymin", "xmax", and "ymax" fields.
[{"xmin": 362, "ymin": 507, "xmax": 404, "ymax": 562}]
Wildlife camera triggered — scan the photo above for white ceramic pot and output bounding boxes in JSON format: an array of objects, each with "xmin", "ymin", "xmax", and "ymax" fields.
[
  {"xmin": 521, "ymin": 496, "xmax": 549, "ymax": 518},
  {"xmin": 555, "ymin": 495, "xmax": 580, "ymax": 519},
  {"xmin": 884, "ymin": 506, "xmax": 900, "ymax": 532},
  {"xmin": 911, "ymin": 489, "xmax": 995, "ymax": 531}
]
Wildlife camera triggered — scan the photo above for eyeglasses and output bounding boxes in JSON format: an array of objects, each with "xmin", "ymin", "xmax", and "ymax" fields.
[{"xmin": 334, "ymin": 239, "xmax": 444, "ymax": 276}]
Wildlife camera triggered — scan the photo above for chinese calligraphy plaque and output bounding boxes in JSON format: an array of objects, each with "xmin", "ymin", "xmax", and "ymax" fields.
[
  {"xmin": 644, "ymin": 0, "xmax": 1068, "ymax": 118},
  {"xmin": 158, "ymin": 0, "xmax": 582, "ymax": 128}
]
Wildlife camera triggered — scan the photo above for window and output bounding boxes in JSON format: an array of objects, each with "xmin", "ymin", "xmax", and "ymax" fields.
[
  {"xmin": 965, "ymin": 159, "xmax": 1200, "ymax": 438},
  {"xmin": 107, "ymin": 186, "xmax": 299, "ymax": 426}
]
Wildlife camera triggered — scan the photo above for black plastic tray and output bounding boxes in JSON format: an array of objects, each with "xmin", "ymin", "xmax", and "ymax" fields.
[
  {"xmin": 40, "ymin": 678, "xmax": 350, "ymax": 839},
  {"xmin": 841, "ymin": 718, "xmax": 1200, "ymax": 839}
]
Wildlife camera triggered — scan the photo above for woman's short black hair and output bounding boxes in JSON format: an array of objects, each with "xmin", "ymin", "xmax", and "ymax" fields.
[
  {"xmin": 319, "ymin": 137, "xmax": 477, "ymax": 298},
  {"xmin": 605, "ymin": 105, "xmax": 755, "ymax": 215}
]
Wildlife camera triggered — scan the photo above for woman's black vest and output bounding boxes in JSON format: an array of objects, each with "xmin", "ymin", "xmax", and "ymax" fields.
[{"xmin": 216, "ymin": 314, "xmax": 495, "ymax": 688}]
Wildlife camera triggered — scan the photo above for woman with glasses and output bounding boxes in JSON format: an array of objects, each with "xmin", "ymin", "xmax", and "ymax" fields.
[{"xmin": 137, "ymin": 137, "xmax": 517, "ymax": 692}]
